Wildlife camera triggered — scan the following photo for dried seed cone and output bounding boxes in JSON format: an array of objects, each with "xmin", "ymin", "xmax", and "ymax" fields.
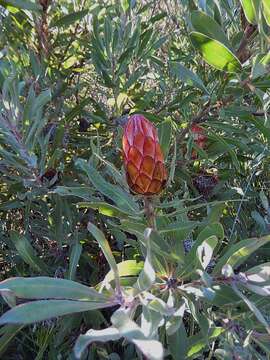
[{"xmin": 122, "ymin": 114, "xmax": 167, "ymax": 195}]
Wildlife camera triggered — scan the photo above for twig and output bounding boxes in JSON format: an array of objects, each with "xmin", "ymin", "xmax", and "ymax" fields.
[{"xmin": 236, "ymin": 24, "xmax": 257, "ymax": 63}]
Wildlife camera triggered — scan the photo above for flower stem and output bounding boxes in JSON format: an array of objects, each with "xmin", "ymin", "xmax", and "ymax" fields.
[{"xmin": 144, "ymin": 197, "xmax": 156, "ymax": 230}]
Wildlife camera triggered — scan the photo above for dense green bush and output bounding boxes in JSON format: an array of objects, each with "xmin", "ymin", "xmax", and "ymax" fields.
[{"xmin": 0, "ymin": 0, "xmax": 270, "ymax": 359}]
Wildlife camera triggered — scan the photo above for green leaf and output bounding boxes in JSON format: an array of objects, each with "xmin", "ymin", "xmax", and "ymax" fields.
[
  {"xmin": 53, "ymin": 186, "xmax": 94, "ymax": 201},
  {"xmin": 120, "ymin": 0, "xmax": 130, "ymax": 12},
  {"xmin": 10, "ymin": 231, "xmax": 48, "ymax": 274},
  {"xmin": 252, "ymin": 53, "xmax": 270, "ymax": 79},
  {"xmin": 76, "ymin": 159, "xmax": 139, "ymax": 213},
  {"xmin": 210, "ymin": 284, "xmax": 241, "ymax": 306},
  {"xmin": 87, "ymin": 222, "xmax": 120, "ymax": 289},
  {"xmin": 159, "ymin": 221, "xmax": 199, "ymax": 234},
  {"xmin": 240, "ymin": 0, "xmax": 257, "ymax": 24},
  {"xmin": 190, "ymin": 32, "xmax": 242, "ymax": 73},
  {"xmin": 0, "ymin": 325, "xmax": 24, "ymax": 356},
  {"xmin": 52, "ymin": 10, "xmax": 89, "ymax": 28},
  {"xmin": 104, "ymin": 260, "xmax": 144, "ymax": 285},
  {"xmin": 0, "ymin": 277, "xmax": 107, "ymax": 301},
  {"xmin": 0, "ymin": 0, "xmax": 41, "ymax": 11},
  {"xmin": 65, "ymin": 98, "xmax": 95, "ymax": 123},
  {"xmin": 68, "ymin": 242, "xmax": 82, "ymax": 280},
  {"xmin": 187, "ymin": 327, "xmax": 225, "ymax": 358},
  {"xmin": 208, "ymin": 130, "xmax": 240, "ymax": 171},
  {"xmin": 0, "ymin": 300, "xmax": 112, "ymax": 325},
  {"xmin": 167, "ymin": 322, "xmax": 188, "ymax": 360},
  {"xmin": 190, "ymin": 10, "xmax": 231, "ymax": 50},
  {"xmin": 214, "ymin": 235, "xmax": 270, "ymax": 274},
  {"xmin": 158, "ymin": 119, "xmax": 173, "ymax": 159},
  {"xmin": 104, "ymin": 17, "xmax": 112, "ymax": 57},
  {"xmin": 262, "ymin": 0, "xmax": 270, "ymax": 26},
  {"xmin": 170, "ymin": 62, "xmax": 209, "ymax": 95},
  {"xmin": 232, "ymin": 284, "xmax": 270, "ymax": 334},
  {"xmin": 77, "ymin": 201, "xmax": 137, "ymax": 219}
]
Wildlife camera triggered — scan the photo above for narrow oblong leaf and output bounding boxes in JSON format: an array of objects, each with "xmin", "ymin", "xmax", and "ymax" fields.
[
  {"xmin": 76, "ymin": 159, "xmax": 139, "ymax": 212},
  {"xmin": 10, "ymin": 231, "xmax": 48, "ymax": 274},
  {"xmin": 1, "ymin": 0, "xmax": 42, "ymax": 11},
  {"xmin": 170, "ymin": 62, "xmax": 209, "ymax": 95},
  {"xmin": 187, "ymin": 327, "xmax": 225, "ymax": 358},
  {"xmin": 0, "ymin": 325, "xmax": 24, "ymax": 356},
  {"xmin": 52, "ymin": 10, "xmax": 89, "ymax": 28},
  {"xmin": 53, "ymin": 186, "xmax": 94, "ymax": 201},
  {"xmin": 0, "ymin": 277, "xmax": 108, "ymax": 301},
  {"xmin": 214, "ymin": 235, "xmax": 270, "ymax": 274},
  {"xmin": 0, "ymin": 300, "xmax": 112, "ymax": 325},
  {"xmin": 263, "ymin": 0, "xmax": 270, "ymax": 26},
  {"xmin": 77, "ymin": 201, "xmax": 138, "ymax": 219},
  {"xmin": 87, "ymin": 222, "xmax": 120, "ymax": 288},
  {"xmin": 232, "ymin": 284, "xmax": 270, "ymax": 334},
  {"xmin": 158, "ymin": 119, "xmax": 173, "ymax": 159},
  {"xmin": 240, "ymin": 0, "xmax": 257, "ymax": 24},
  {"xmin": 68, "ymin": 242, "xmax": 82, "ymax": 280}
]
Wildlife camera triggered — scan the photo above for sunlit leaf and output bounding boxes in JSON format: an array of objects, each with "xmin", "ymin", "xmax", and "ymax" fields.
[{"xmin": 190, "ymin": 32, "xmax": 242, "ymax": 73}]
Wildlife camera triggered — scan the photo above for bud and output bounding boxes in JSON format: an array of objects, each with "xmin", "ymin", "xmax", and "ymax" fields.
[{"xmin": 122, "ymin": 114, "xmax": 167, "ymax": 195}]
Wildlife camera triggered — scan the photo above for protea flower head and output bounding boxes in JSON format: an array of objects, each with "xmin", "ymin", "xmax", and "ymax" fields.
[{"xmin": 122, "ymin": 114, "xmax": 167, "ymax": 195}]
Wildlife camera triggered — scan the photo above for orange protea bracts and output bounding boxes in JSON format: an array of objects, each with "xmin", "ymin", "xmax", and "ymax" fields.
[{"xmin": 122, "ymin": 114, "xmax": 167, "ymax": 195}]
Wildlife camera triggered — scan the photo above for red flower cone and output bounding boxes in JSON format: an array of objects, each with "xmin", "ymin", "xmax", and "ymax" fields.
[{"xmin": 122, "ymin": 114, "xmax": 167, "ymax": 195}]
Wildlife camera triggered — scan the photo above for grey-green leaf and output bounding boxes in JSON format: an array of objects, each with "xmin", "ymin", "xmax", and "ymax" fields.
[
  {"xmin": 0, "ymin": 277, "xmax": 108, "ymax": 301},
  {"xmin": 0, "ymin": 300, "xmax": 111, "ymax": 325}
]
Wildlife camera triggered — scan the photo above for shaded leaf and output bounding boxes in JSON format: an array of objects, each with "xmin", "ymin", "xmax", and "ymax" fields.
[
  {"xmin": 52, "ymin": 9, "xmax": 89, "ymax": 28},
  {"xmin": 170, "ymin": 62, "xmax": 209, "ymax": 94},
  {"xmin": 10, "ymin": 231, "xmax": 48, "ymax": 274}
]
